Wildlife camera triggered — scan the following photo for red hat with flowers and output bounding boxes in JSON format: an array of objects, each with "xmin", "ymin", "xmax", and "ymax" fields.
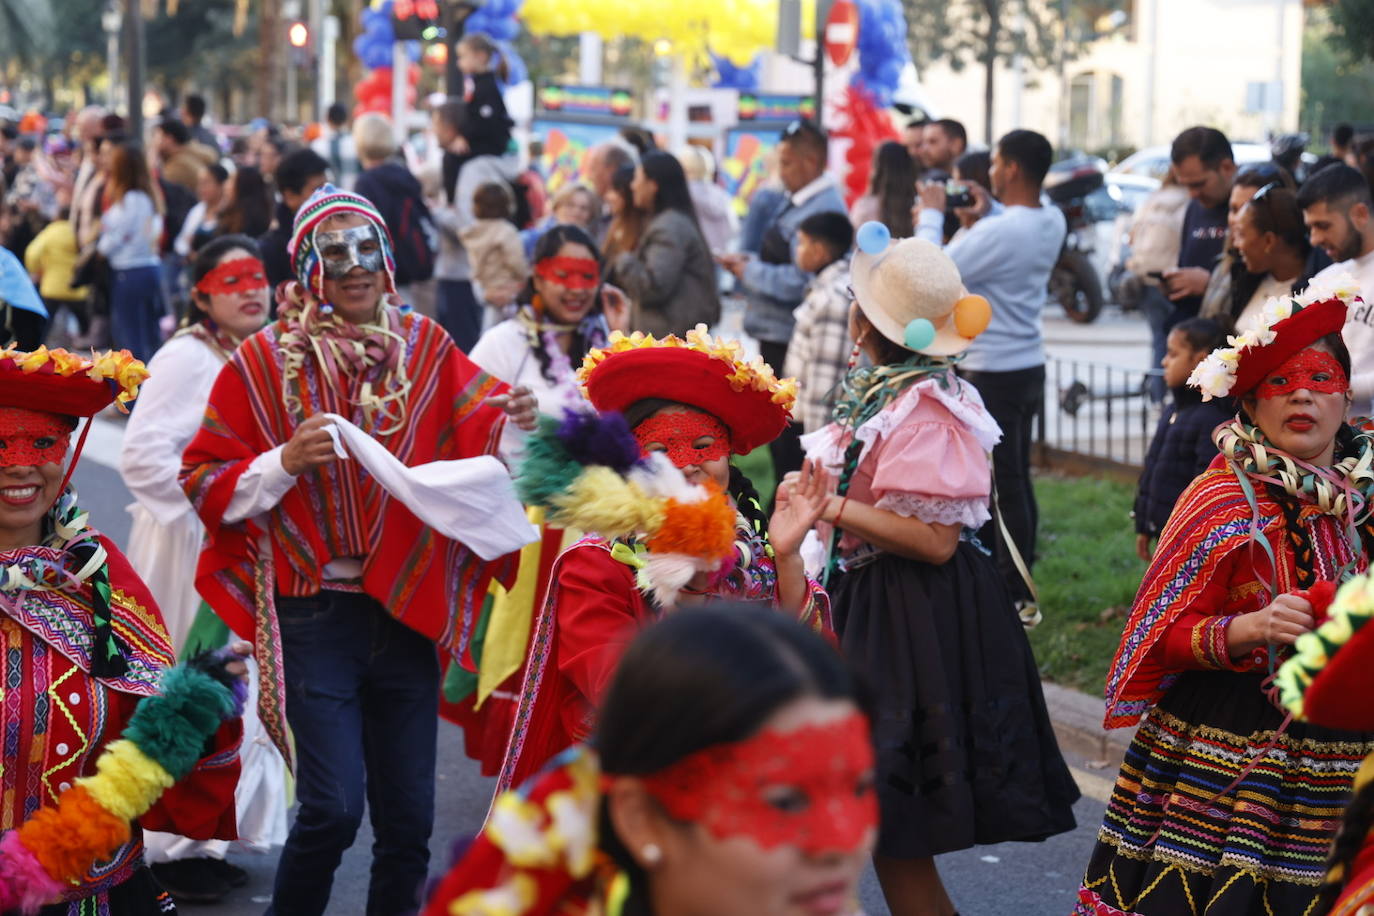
[
  {"xmin": 1189, "ymin": 285, "xmax": 1354, "ymax": 401},
  {"xmin": 0, "ymin": 346, "xmax": 147, "ymax": 418},
  {"xmin": 578, "ymin": 326, "xmax": 797, "ymax": 455}
]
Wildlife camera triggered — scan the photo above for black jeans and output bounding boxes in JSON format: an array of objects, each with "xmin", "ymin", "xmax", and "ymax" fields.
[
  {"xmin": 959, "ymin": 365, "xmax": 1045, "ymax": 602},
  {"xmin": 266, "ymin": 591, "xmax": 440, "ymax": 916},
  {"xmin": 436, "ymin": 278, "xmax": 482, "ymax": 353}
]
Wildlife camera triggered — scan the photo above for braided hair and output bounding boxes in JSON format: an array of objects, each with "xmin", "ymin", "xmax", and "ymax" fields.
[
  {"xmin": 50, "ymin": 488, "xmax": 128, "ymax": 678},
  {"xmin": 521, "ymin": 224, "xmax": 607, "ymax": 385}
]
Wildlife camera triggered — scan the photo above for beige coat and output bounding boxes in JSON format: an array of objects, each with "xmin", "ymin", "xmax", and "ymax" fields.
[{"xmin": 459, "ymin": 218, "xmax": 529, "ymax": 303}]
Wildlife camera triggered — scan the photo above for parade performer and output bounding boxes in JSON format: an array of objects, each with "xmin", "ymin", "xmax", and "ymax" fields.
[
  {"xmin": 1075, "ymin": 280, "xmax": 1374, "ymax": 916},
  {"xmin": 118, "ymin": 236, "xmax": 287, "ymax": 900},
  {"xmin": 804, "ymin": 223, "xmax": 1079, "ymax": 916},
  {"xmin": 450, "ymin": 225, "xmax": 629, "ymax": 776},
  {"xmin": 423, "ymin": 605, "xmax": 877, "ymax": 916},
  {"xmin": 179, "ymin": 185, "xmax": 539, "ymax": 916},
  {"xmin": 0, "ymin": 345, "xmax": 244, "ymax": 914},
  {"xmin": 495, "ymin": 325, "xmax": 833, "ymax": 794}
]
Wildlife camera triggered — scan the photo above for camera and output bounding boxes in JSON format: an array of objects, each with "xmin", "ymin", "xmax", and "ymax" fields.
[{"xmin": 945, "ymin": 181, "xmax": 973, "ymax": 210}]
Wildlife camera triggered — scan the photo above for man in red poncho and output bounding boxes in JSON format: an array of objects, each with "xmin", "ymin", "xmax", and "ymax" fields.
[{"xmin": 181, "ymin": 185, "xmax": 536, "ymax": 916}]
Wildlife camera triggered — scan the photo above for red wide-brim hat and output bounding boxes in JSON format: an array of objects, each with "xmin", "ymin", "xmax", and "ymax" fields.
[
  {"xmin": 0, "ymin": 348, "xmax": 147, "ymax": 419},
  {"xmin": 1232, "ymin": 297, "xmax": 1348, "ymax": 397},
  {"xmin": 580, "ymin": 330, "xmax": 796, "ymax": 455}
]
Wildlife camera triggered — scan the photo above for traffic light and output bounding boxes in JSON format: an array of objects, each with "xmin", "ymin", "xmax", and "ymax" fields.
[{"xmin": 288, "ymin": 21, "xmax": 309, "ymax": 48}]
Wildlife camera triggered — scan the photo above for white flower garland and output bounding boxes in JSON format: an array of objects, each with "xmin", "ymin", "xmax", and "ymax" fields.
[{"xmin": 1188, "ymin": 273, "xmax": 1362, "ymax": 401}]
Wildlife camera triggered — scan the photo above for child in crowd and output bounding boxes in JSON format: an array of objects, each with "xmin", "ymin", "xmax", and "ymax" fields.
[
  {"xmin": 1133, "ymin": 316, "xmax": 1233, "ymax": 561},
  {"xmin": 455, "ymin": 32, "xmax": 514, "ymax": 162},
  {"xmin": 783, "ymin": 210, "xmax": 856, "ymax": 435},
  {"xmin": 459, "ymin": 181, "xmax": 529, "ymax": 322}
]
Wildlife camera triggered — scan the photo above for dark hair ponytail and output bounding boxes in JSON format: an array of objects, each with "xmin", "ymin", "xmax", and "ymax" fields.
[
  {"xmin": 594, "ymin": 605, "xmax": 864, "ymax": 914},
  {"xmin": 728, "ymin": 464, "xmax": 770, "ymax": 542}
]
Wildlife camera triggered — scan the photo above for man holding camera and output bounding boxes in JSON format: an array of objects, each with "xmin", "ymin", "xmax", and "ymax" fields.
[{"xmin": 915, "ymin": 129, "xmax": 1065, "ymax": 601}]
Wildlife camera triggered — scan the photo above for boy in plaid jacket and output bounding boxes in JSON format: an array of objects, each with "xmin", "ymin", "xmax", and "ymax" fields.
[{"xmin": 784, "ymin": 211, "xmax": 856, "ymax": 434}]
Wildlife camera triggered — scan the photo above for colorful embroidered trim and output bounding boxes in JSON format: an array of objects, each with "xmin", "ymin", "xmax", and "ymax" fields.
[
  {"xmin": 0, "ymin": 652, "xmax": 244, "ymax": 914},
  {"xmin": 516, "ymin": 408, "xmax": 735, "ymax": 606}
]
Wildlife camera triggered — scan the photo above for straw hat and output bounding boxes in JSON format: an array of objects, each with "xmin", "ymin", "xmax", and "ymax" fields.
[{"xmin": 849, "ymin": 221, "xmax": 991, "ymax": 357}]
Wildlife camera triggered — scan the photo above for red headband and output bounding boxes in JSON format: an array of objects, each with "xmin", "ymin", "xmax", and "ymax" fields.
[
  {"xmin": 535, "ymin": 255, "xmax": 599, "ymax": 290},
  {"xmin": 194, "ymin": 257, "xmax": 268, "ymax": 297},
  {"xmin": 638, "ymin": 712, "xmax": 877, "ymax": 855}
]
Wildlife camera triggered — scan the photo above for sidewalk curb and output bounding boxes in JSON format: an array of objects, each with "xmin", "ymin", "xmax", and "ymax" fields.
[{"xmin": 1041, "ymin": 680, "xmax": 1131, "ymax": 771}]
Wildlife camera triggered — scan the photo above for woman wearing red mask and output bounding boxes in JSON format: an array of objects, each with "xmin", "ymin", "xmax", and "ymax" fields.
[
  {"xmin": 1076, "ymin": 282, "xmax": 1374, "ymax": 916},
  {"xmin": 0, "ymin": 347, "xmax": 246, "ymax": 915},
  {"xmin": 492, "ymin": 327, "xmax": 832, "ymax": 794},
  {"xmin": 425, "ymin": 605, "xmax": 875, "ymax": 916}
]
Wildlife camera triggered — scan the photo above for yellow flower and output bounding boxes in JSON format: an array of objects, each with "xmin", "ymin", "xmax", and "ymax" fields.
[
  {"xmin": 487, "ymin": 794, "xmax": 559, "ymax": 869},
  {"xmin": 17, "ymin": 346, "xmax": 50, "ymax": 372},
  {"xmin": 445, "ymin": 874, "xmax": 537, "ymax": 916},
  {"xmin": 48, "ymin": 349, "xmax": 87, "ymax": 376}
]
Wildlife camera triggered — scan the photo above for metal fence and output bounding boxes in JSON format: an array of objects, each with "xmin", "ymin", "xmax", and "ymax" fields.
[{"xmin": 1037, "ymin": 356, "xmax": 1164, "ymax": 471}]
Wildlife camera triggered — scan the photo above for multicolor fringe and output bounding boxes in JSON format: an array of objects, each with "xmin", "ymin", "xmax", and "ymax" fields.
[
  {"xmin": 515, "ymin": 409, "xmax": 735, "ymax": 606},
  {"xmin": 0, "ymin": 651, "xmax": 243, "ymax": 913}
]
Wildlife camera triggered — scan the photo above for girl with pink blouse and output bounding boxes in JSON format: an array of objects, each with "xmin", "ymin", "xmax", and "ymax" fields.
[{"xmin": 792, "ymin": 222, "xmax": 1079, "ymax": 916}]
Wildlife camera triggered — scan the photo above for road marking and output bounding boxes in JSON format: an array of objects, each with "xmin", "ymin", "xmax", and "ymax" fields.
[
  {"xmin": 79, "ymin": 417, "xmax": 126, "ymax": 472},
  {"xmin": 1070, "ymin": 765, "xmax": 1115, "ymax": 804}
]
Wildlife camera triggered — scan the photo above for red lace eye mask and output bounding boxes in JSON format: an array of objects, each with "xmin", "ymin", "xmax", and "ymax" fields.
[
  {"xmin": 634, "ymin": 410, "xmax": 731, "ymax": 468},
  {"xmin": 0, "ymin": 408, "xmax": 72, "ymax": 467},
  {"xmin": 194, "ymin": 257, "xmax": 268, "ymax": 296},
  {"xmin": 1254, "ymin": 349, "xmax": 1348, "ymax": 400},
  {"xmin": 534, "ymin": 256, "xmax": 600, "ymax": 290},
  {"xmin": 638, "ymin": 713, "xmax": 878, "ymax": 855}
]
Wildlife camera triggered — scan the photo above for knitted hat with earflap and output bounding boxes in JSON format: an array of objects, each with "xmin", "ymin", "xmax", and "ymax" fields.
[{"xmin": 287, "ymin": 183, "xmax": 398, "ymax": 299}]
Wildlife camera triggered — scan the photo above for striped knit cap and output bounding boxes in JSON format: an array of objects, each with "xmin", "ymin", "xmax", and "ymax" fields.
[{"xmin": 288, "ymin": 183, "xmax": 397, "ymax": 298}]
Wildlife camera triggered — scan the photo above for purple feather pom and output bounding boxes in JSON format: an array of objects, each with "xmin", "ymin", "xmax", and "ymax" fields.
[{"xmin": 553, "ymin": 408, "xmax": 642, "ymax": 472}]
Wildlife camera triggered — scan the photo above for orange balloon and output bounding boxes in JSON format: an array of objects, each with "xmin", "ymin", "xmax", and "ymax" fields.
[{"xmin": 953, "ymin": 295, "xmax": 992, "ymax": 338}]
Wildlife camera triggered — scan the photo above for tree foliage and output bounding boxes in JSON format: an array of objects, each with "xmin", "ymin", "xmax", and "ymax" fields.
[
  {"xmin": 1328, "ymin": 0, "xmax": 1374, "ymax": 65},
  {"xmin": 1301, "ymin": 8, "xmax": 1374, "ymax": 135},
  {"xmin": 901, "ymin": 0, "xmax": 1126, "ymax": 145}
]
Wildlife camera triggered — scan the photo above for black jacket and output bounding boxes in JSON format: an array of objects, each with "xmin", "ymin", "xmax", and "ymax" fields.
[
  {"xmin": 354, "ymin": 160, "xmax": 435, "ymax": 287},
  {"xmin": 257, "ymin": 201, "xmax": 296, "ymax": 292},
  {"xmin": 1134, "ymin": 387, "xmax": 1236, "ymax": 536}
]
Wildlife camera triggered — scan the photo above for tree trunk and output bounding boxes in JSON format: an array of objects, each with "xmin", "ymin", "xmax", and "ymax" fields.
[
  {"xmin": 257, "ymin": 0, "xmax": 280, "ymax": 120},
  {"xmin": 983, "ymin": 0, "xmax": 1000, "ymax": 144}
]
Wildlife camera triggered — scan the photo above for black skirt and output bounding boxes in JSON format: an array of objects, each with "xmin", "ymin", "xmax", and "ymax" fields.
[
  {"xmin": 832, "ymin": 542, "xmax": 1080, "ymax": 859},
  {"xmin": 35, "ymin": 866, "xmax": 177, "ymax": 916}
]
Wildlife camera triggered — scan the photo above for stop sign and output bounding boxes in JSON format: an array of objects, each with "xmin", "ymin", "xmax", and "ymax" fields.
[{"xmin": 824, "ymin": 0, "xmax": 860, "ymax": 68}]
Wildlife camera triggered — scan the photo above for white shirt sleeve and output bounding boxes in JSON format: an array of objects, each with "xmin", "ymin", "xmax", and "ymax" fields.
[
  {"xmin": 119, "ymin": 340, "xmax": 216, "ymax": 526},
  {"xmin": 222, "ymin": 445, "xmax": 298, "ymax": 524}
]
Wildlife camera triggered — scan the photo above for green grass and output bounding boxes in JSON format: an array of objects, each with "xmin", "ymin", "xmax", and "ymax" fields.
[{"xmin": 1027, "ymin": 472, "xmax": 1147, "ymax": 695}]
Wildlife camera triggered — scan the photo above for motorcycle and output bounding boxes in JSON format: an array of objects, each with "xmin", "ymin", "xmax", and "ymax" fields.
[{"xmin": 1044, "ymin": 157, "xmax": 1107, "ymax": 324}]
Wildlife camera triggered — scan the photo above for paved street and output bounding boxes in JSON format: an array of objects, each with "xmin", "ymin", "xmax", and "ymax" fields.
[{"xmin": 72, "ymin": 431, "xmax": 1114, "ymax": 916}]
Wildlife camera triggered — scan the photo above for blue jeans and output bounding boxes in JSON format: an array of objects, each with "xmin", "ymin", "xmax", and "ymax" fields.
[
  {"xmin": 436, "ymin": 278, "xmax": 482, "ymax": 353},
  {"xmin": 1139, "ymin": 284, "xmax": 1173, "ymax": 403},
  {"xmin": 109, "ymin": 264, "xmax": 164, "ymax": 362},
  {"xmin": 267, "ymin": 591, "xmax": 440, "ymax": 916}
]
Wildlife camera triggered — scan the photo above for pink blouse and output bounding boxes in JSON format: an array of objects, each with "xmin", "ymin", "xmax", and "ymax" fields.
[{"xmin": 803, "ymin": 376, "xmax": 1001, "ymax": 556}]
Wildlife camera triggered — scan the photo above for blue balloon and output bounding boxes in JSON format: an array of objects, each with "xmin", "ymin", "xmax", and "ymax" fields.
[
  {"xmin": 856, "ymin": 221, "xmax": 891, "ymax": 254},
  {"xmin": 904, "ymin": 318, "xmax": 936, "ymax": 351}
]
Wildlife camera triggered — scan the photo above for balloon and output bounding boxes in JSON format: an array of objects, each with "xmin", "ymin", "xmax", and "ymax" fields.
[
  {"xmin": 953, "ymin": 295, "xmax": 992, "ymax": 338},
  {"xmin": 903, "ymin": 318, "xmax": 936, "ymax": 351},
  {"xmin": 856, "ymin": 221, "xmax": 890, "ymax": 255}
]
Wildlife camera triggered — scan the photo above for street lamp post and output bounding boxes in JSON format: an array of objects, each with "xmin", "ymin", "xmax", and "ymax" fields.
[
  {"xmin": 124, "ymin": 0, "xmax": 145, "ymax": 139},
  {"xmin": 102, "ymin": 1, "xmax": 121, "ymax": 109}
]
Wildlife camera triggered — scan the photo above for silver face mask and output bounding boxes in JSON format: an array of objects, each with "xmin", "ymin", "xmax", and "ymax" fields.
[{"xmin": 316, "ymin": 223, "xmax": 386, "ymax": 279}]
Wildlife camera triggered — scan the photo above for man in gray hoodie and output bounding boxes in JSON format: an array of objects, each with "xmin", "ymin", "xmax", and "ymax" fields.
[{"xmin": 430, "ymin": 99, "xmax": 522, "ymax": 352}]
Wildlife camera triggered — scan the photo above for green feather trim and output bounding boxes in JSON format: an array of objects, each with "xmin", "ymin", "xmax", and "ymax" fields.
[
  {"xmin": 516, "ymin": 415, "xmax": 588, "ymax": 507},
  {"xmin": 124, "ymin": 665, "xmax": 236, "ymax": 781}
]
